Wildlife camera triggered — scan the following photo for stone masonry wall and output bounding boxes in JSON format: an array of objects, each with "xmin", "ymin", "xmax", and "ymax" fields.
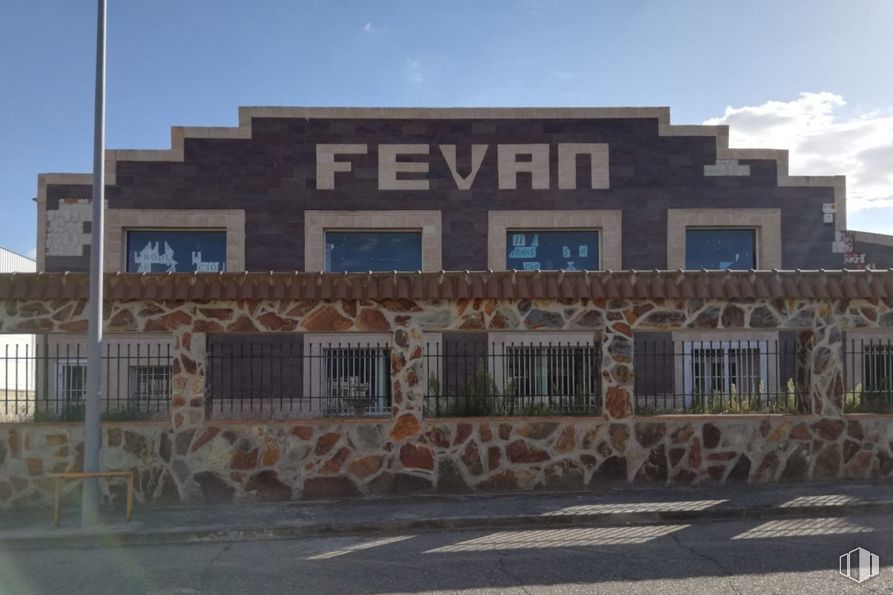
[{"xmin": 1, "ymin": 295, "xmax": 892, "ymax": 507}]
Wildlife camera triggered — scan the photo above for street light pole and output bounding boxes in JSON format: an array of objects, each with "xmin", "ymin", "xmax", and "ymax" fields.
[{"xmin": 82, "ymin": 0, "xmax": 107, "ymax": 527}]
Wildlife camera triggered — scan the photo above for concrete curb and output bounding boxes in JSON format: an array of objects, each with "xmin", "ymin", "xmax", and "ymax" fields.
[{"xmin": 4, "ymin": 499, "xmax": 893, "ymax": 550}]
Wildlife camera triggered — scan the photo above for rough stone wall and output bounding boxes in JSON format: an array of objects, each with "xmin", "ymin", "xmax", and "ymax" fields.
[{"xmin": 1, "ymin": 295, "xmax": 892, "ymax": 507}]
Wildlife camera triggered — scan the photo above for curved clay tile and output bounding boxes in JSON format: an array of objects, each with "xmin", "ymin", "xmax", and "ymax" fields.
[
  {"xmin": 811, "ymin": 275, "xmax": 830, "ymax": 299},
  {"xmin": 365, "ymin": 276, "xmax": 380, "ymax": 300},
  {"xmin": 767, "ymin": 275, "xmax": 784, "ymax": 298},
  {"xmin": 692, "ymin": 276, "xmax": 710, "ymax": 300},
  {"xmin": 470, "ymin": 275, "xmax": 485, "ymax": 299},
  {"xmin": 796, "ymin": 277, "xmax": 815, "ymax": 300},
  {"xmin": 709, "ymin": 275, "xmax": 727, "ymax": 298},
  {"xmin": 781, "ymin": 276, "xmax": 799, "ymax": 298},
  {"xmin": 855, "ymin": 275, "xmax": 872, "ymax": 298},
  {"xmin": 618, "ymin": 275, "xmax": 635, "ymax": 299},
  {"xmin": 603, "ymin": 276, "xmax": 619, "ymax": 300},
  {"xmin": 545, "ymin": 275, "xmax": 560, "ymax": 299}
]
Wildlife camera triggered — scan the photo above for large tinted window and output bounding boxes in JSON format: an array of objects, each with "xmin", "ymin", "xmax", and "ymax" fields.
[
  {"xmin": 325, "ymin": 231, "xmax": 422, "ymax": 272},
  {"xmin": 506, "ymin": 230, "xmax": 599, "ymax": 271},
  {"xmin": 685, "ymin": 229, "xmax": 756, "ymax": 270},
  {"xmin": 127, "ymin": 230, "xmax": 226, "ymax": 273}
]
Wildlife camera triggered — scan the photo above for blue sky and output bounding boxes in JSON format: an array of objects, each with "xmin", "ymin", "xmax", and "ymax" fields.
[{"xmin": 2, "ymin": 0, "xmax": 892, "ymax": 258}]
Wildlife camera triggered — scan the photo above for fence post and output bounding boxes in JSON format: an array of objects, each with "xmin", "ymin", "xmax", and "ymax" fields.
[
  {"xmin": 602, "ymin": 321, "xmax": 634, "ymax": 420},
  {"xmin": 170, "ymin": 330, "xmax": 207, "ymax": 430}
]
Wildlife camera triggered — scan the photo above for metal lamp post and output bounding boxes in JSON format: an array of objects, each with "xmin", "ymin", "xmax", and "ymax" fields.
[{"xmin": 82, "ymin": 0, "xmax": 107, "ymax": 527}]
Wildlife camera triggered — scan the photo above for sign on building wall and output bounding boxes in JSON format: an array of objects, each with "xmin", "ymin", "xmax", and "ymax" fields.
[
  {"xmin": 126, "ymin": 230, "xmax": 226, "ymax": 273},
  {"xmin": 506, "ymin": 231, "xmax": 599, "ymax": 271}
]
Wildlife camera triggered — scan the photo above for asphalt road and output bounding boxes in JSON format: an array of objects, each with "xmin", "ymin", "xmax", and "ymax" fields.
[{"xmin": 2, "ymin": 513, "xmax": 892, "ymax": 594}]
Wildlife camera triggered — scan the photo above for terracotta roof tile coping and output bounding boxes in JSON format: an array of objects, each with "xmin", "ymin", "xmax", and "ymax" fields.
[{"xmin": 1, "ymin": 270, "xmax": 892, "ymax": 302}]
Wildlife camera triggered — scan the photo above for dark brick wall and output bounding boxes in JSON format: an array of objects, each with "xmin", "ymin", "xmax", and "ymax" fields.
[
  {"xmin": 855, "ymin": 239, "xmax": 893, "ymax": 269},
  {"xmin": 43, "ymin": 116, "xmax": 841, "ymax": 272}
]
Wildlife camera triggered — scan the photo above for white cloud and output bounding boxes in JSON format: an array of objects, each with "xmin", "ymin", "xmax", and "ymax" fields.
[
  {"xmin": 362, "ymin": 22, "xmax": 374, "ymax": 33},
  {"xmin": 26, "ymin": 247, "xmax": 36, "ymax": 260},
  {"xmin": 406, "ymin": 58, "xmax": 423, "ymax": 84},
  {"xmin": 704, "ymin": 92, "xmax": 893, "ymax": 215}
]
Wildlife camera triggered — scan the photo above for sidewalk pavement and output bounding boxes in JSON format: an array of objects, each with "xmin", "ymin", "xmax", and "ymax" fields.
[{"xmin": 1, "ymin": 481, "xmax": 892, "ymax": 550}]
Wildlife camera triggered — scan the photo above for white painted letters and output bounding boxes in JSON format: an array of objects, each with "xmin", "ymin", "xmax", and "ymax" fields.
[
  {"xmin": 497, "ymin": 144, "xmax": 550, "ymax": 190},
  {"xmin": 439, "ymin": 144, "xmax": 488, "ymax": 190},
  {"xmin": 316, "ymin": 144, "xmax": 367, "ymax": 190},
  {"xmin": 378, "ymin": 144, "xmax": 430, "ymax": 191},
  {"xmin": 557, "ymin": 143, "xmax": 610, "ymax": 189}
]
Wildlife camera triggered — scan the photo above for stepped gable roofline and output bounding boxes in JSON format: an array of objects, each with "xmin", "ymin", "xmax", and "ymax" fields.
[
  {"xmin": 36, "ymin": 104, "xmax": 844, "ymax": 193},
  {"xmin": 2, "ymin": 270, "xmax": 891, "ymax": 302},
  {"xmin": 34, "ymin": 105, "xmax": 847, "ymax": 270}
]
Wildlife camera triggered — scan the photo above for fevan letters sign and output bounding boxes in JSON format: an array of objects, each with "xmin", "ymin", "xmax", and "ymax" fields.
[{"xmin": 315, "ymin": 143, "xmax": 609, "ymax": 191}]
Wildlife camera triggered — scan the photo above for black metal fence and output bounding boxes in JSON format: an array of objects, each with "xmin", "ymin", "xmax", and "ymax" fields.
[
  {"xmin": 0, "ymin": 338, "xmax": 171, "ymax": 422},
  {"xmin": 633, "ymin": 336, "xmax": 809, "ymax": 415},
  {"xmin": 423, "ymin": 339, "xmax": 602, "ymax": 417},
  {"xmin": 844, "ymin": 337, "xmax": 893, "ymax": 413},
  {"xmin": 206, "ymin": 336, "xmax": 391, "ymax": 419}
]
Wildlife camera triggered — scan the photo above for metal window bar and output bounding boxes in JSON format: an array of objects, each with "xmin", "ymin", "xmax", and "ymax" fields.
[
  {"xmin": 0, "ymin": 338, "xmax": 172, "ymax": 422},
  {"xmin": 205, "ymin": 338, "xmax": 392, "ymax": 420},
  {"xmin": 633, "ymin": 337, "xmax": 807, "ymax": 415},
  {"xmin": 844, "ymin": 337, "xmax": 893, "ymax": 413},
  {"xmin": 422, "ymin": 340, "xmax": 601, "ymax": 417}
]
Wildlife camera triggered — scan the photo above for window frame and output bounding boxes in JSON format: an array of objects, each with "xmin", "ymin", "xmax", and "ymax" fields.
[
  {"xmin": 683, "ymin": 227, "xmax": 758, "ymax": 271},
  {"xmin": 302, "ymin": 333, "xmax": 392, "ymax": 418},
  {"xmin": 125, "ymin": 228, "xmax": 228, "ymax": 273},
  {"xmin": 488, "ymin": 210, "xmax": 621, "ymax": 271},
  {"xmin": 666, "ymin": 209, "xmax": 781, "ymax": 270},
  {"xmin": 304, "ymin": 211, "xmax": 442, "ymax": 272},
  {"xmin": 105, "ymin": 209, "xmax": 245, "ymax": 273},
  {"xmin": 323, "ymin": 229, "xmax": 424, "ymax": 273},
  {"xmin": 503, "ymin": 228, "xmax": 601, "ymax": 271}
]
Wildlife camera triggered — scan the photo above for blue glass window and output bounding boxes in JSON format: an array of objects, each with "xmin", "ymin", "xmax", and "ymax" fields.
[
  {"xmin": 505, "ymin": 230, "xmax": 599, "ymax": 271},
  {"xmin": 325, "ymin": 231, "xmax": 422, "ymax": 272},
  {"xmin": 126, "ymin": 230, "xmax": 227, "ymax": 273},
  {"xmin": 685, "ymin": 229, "xmax": 756, "ymax": 270}
]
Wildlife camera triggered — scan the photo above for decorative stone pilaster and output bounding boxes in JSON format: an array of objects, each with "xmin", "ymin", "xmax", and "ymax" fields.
[
  {"xmin": 389, "ymin": 325, "xmax": 425, "ymax": 441},
  {"xmin": 170, "ymin": 330, "xmax": 207, "ymax": 431},
  {"xmin": 601, "ymin": 319, "xmax": 633, "ymax": 420},
  {"xmin": 811, "ymin": 303, "xmax": 845, "ymax": 416}
]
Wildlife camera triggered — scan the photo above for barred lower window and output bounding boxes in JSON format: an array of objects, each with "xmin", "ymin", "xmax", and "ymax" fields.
[
  {"xmin": 504, "ymin": 345, "xmax": 599, "ymax": 404},
  {"xmin": 319, "ymin": 345, "xmax": 391, "ymax": 417},
  {"xmin": 690, "ymin": 347, "xmax": 763, "ymax": 395},
  {"xmin": 128, "ymin": 365, "xmax": 171, "ymax": 404},
  {"xmin": 55, "ymin": 362, "xmax": 87, "ymax": 405},
  {"xmin": 422, "ymin": 333, "xmax": 601, "ymax": 417},
  {"xmin": 683, "ymin": 340, "xmax": 769, "ymax": 403},
  {"xmin": 863, "ymin": 345, "xmax": 893, "ymax": 396}
]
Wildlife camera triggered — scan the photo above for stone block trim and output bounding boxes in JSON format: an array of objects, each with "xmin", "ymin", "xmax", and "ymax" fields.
[
  {"xmin": 304, "ymin": 211, "xmax": 442, "ymax": 272},
  {"xmin": 487, "ymin": 210, "xmax": 622, "ymax": 271},
  {"xmin": 704, "ymin": 159, "xmax": 751, "ymax": 177},
  {"xmin": 667, "ymin": 209, "xmax": 781, "ymax": 270}
]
